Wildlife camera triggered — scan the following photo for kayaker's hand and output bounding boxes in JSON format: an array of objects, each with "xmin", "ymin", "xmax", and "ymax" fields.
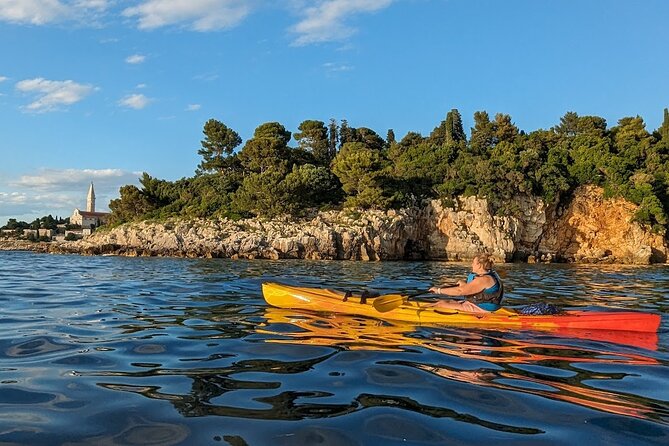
[{"xmin": 429, "ymin": 286, "xmax": 441, "ymax": 294}]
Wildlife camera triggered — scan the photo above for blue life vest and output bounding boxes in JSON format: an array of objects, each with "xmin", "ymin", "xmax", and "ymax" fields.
[{"xmin": 465, "ymin": 271, "xmax": 504, "ymax": 311}]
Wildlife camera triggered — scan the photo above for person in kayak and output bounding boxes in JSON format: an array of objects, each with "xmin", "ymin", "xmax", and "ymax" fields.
[{"xmin": 428, "ymin": 253, "xmax": 504, "ymax": 313}]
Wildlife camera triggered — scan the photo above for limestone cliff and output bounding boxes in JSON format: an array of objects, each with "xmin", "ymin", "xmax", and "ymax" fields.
[{"xmin": 47, "ymin": 185, "xmax": 667, "ymax": 264}]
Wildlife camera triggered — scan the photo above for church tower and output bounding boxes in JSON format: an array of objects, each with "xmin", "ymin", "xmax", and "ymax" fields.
[{"xmin": 86, "ymin": 182, "xmax": 96, "ymax": 212}]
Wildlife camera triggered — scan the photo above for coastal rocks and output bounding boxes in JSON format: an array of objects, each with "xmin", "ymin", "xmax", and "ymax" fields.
[
  {"xmin": 425, "ymin": 195, "xmax": 548, "ymax": 262},
  {"xmin": 538, "ymin": 185, "xmax": 667, "ymax": 264},
  {"xmin": 43, "ymin": 186, "xmax": 667, "ymax": 264}
]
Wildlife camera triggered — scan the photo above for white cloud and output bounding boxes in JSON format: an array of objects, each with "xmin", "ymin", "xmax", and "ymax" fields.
[
  {"xmin": 12, "ymin": 168, "xmax": 133, "ymax": 190},
  {"xmin": 0, "ymin": 76, "xmax": 8, "ymax": 82},
  {"xmin": 118, "ymin": 93, "xmax": 150, "ymax": 109},
  {"xmin": 136, "ymin": 83, "xmax": 147, "ymax": 89},
  {"xmin": 0, "ymin": 0, "xmax": 70, "ymax": 24},
  {"xmin": 291, "ymin": 0, "xmax": 393, "ymax": 45},
  {"xmin": 185, "ymin": 104, "xmax": 201, "ymax": 111},
  {"xmin": 0, "ymin": 0, "xmax": 110, "ymax": 25},
  {"xmin": 123, "ymin": 0, "xmax": 252, "ymax": 31},
  {"xmin": 125, "ymin": 54, "xmax": 146, "ymax": 64},
  {"xmin": 15, "ymin": 78, "xmax": 96, "ymax": 112},
  {"xmin": 0, "ymin": 168, "xmax": 141, "ymax": 224}
]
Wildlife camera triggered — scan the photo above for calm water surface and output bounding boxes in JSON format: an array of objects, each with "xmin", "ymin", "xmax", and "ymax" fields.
[{"xmin": 0, "ymin": 251, "xmax": 668, "ymax": 445}]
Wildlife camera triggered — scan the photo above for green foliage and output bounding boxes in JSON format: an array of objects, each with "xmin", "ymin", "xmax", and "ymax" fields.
[
  {"xmin": 294, "ymin": 120, "xmax": 330, "ymax": 166},
  {"xmin": 232, "ymin": 168, "xmax": 289, "ymax": 217},
  {"xmin": 109, "ymin": 185, "xmax": 156, "ymax": 224},
  {"xmin": 386, "ymin": 129, "xmax": 396, "ymax": 146},
  {"xmin": 429, "ymin": 109, "xmax": 466, "ymax": 146},
  {"xmin": 328, "ymin": 119, "xmax": 339, "ymax": 160},
  {"xmin": 238, "ymin": 122, "xmax": 292, "ymax": 173},
  {"xmin": 282, "ymin": 164, "xmax": 343, "ymax": 210},
  {"xmin": 197, "ymin": 119, "xmax": 242, "ymax": 174},
  {"xmin": 102, "ymin": 109, "xmax": 669, "ymax": 232},
  {"xmin": 331, "ymin": 142, "xmax": 393, "ymax": 208}
]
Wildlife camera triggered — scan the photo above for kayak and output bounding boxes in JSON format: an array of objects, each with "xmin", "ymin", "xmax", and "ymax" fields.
[{"xmin": 261, "ymin": 282, "xmax": 661, "ymax": 333}]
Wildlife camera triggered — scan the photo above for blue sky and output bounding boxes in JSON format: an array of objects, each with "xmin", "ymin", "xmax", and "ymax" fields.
[{"xmin": 1, "ymin": 0, "xmax": 668, "ymax": 226}]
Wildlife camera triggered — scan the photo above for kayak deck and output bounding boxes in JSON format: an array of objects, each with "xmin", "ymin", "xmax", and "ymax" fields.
[{"xmin": 261, "ymin": 282, "xmax": 661, "ymax": 333}]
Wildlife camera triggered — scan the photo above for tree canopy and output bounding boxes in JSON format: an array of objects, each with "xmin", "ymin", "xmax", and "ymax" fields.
[{"xmin": 106, "ymin": 109, "xmax": 669, "ymax": 234}]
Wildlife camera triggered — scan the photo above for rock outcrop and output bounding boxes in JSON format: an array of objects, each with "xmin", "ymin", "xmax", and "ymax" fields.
[{"xmin": 40, "ymin": 185, "xmax": 668, "ymax": 264}]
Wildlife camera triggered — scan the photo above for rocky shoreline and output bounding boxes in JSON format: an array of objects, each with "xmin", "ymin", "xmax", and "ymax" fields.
[{"xmin": 2, "ymin": 186, "xmax": 666, "ymax": 264}]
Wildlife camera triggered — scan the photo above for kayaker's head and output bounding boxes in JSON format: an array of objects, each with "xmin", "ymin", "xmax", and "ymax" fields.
[{"xmin": 472, "ymin": 253, "xmax": 493, "ymax": 273}]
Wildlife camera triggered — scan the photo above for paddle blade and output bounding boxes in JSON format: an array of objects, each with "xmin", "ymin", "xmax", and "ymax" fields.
[{"xmin": 373, "ymin": 294, "xmax": 407, "ymax": 313}]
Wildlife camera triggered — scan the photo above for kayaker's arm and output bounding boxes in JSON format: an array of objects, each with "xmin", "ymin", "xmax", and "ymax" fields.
[{"xmin": 429, "ymin": 275, "xmax": 494, "ymax": 297}]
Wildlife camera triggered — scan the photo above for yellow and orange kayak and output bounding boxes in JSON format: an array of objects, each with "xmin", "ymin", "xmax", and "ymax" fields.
[{"xmin": 261, "ymin": 282, "xmax": 661, "ymax": 333}]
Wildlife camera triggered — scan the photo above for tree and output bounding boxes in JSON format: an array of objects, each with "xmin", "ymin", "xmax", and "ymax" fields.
[
  {"xmin": 386, "ymin": 129, "xmax": 396, "ymax": 146},
  {"xmin": 196, "ymin": 119, "xmax": 242, "ymax": 174},
  {"xmin": 108, "ymin": 185, "xmax": 156, "ymax": 224},
  {"xmin": 231, "ymin": 168, "xmax": 289, "ymax": 217},
  {"xmin": 294, "ymin": 120, "xmax": 330, "ymax": 165},
  {"xmin": 494, "ymin": 113, "xmax": 519, "ymax": 143},
  {"xmin": 339, "ymin": 119, "xmax": 354, "ymax": 148},
  {"xmin": 238, "ymin": 122, "xmax": 292, "ymax": 173},
  {"xmin": 353, "ymin": 127, "xmax": 386, "ymax": 152},
  {"xmin": 331, "ymin": 142, "xmax": 393, "ymax": 208},
  {"xmin": 554, "ymin": 111, "xmax": 580, "ymax": 137},
  {"xmin": 470, "ymin": 111, "xmax": 496, "ymax": 155},
  {"xmin": 445, "ymin": 108, "xmax": 466, "ymax": 144},
  {"xmin": 282, "ymin": 164, "xmax": 343, "ymax": 211},
  {"xmin": 328, "ymin": 119, "xmax": 339, "ymax": 160},
  {"xmin": 657, "ymin": 108, "xmax": 669, "ymax": 144}
]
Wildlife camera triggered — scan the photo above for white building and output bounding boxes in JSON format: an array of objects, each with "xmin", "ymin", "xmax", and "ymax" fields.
[{"xmin": 71, "ymin": 183, "xmax": 110, "ymax": 229}]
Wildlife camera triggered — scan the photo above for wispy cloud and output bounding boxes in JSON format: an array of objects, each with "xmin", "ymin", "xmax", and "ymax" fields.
[
  {"xmin": 0, "ymin": 76, "xmax": 8, "ymax": 82},
  {"xmin": 125, "ymin": 54, "xmax": 146, "ymax": 64},
  {"xmin": 0, "ymin": 0, "xmax": 110, "ymax": 25},
  {"xmin": 15, "ymin": 78, "xmax": 96, "ymax": 112},
  {"xmin": 118, "ymin": 93, "xmax": 150, "ymax": 109},
  {"xmin": 323, "ymin": 62, "xmax": 354, "ymax": 72},
  {"xmin": 1, "ymin": 168, "xmax": 141, "ymax": 221},
  {"xmin": 122, "ymin": 0, "xmax": 253, "ymax": 31},
  {"xmin": 185, "ymin": 104, "xmax": 201, "ymax": 111},
  {"xmin": 193, "ymin": 72, "xmax": 219, "ymax": 82},
  {"xmin": 291, "ymin": 0, "xmax": 393, "ymax": 46}
]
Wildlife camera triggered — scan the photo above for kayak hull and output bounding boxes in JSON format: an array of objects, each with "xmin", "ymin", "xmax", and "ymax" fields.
[{"xmin": 261, "ymin": 282, "xmax": 661, "ymax": 333}]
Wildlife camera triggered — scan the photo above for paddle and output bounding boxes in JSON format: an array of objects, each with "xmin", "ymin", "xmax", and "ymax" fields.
[
  {"xmin": 373, "ymin": 284, "xmax": 456, "ymax": 313},
  {"xmin": 372, "ymin": 290, "xmax": 429, "ymax": 313}
]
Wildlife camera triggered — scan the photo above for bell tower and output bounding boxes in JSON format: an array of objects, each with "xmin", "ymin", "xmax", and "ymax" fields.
[{"xmin": 86, "ymin": 182, "xmax": 96, "ymax": 212}]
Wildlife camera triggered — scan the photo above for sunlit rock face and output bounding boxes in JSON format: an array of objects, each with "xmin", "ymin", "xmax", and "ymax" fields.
[{"xmin": 48, "ymin": 185, "xmax": 666, "ymax": 264}]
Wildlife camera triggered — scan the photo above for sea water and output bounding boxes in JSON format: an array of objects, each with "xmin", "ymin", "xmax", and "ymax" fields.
[{"xmin": 0, "ymin": 251, "xmax": 667, "ymax": 445}]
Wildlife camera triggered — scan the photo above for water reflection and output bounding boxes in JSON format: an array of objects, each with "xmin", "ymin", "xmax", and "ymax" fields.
[{"xmin": 257, "ymin": 309, "xmax": 669, "ymax": 425}]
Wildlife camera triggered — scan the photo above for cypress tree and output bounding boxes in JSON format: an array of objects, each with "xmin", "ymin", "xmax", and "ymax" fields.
[
  {"xmin": 445, "ymin": 108, "xmax": 466, "ymax": 144},
  {"xmin": 328, "ymin": 118, "xmax": 339, "ymax": 160},
  {"xmin": 660, "ymin": 108, "xmax": 669, "ymax": 142}
]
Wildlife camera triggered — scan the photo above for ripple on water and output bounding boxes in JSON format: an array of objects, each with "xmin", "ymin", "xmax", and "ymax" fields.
[{"xmin": 0, "ymin": 253, "xmax": 668, "ymax": 445}]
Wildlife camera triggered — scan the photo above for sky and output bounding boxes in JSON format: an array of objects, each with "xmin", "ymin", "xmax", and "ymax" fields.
[{"xmin": 1, "ymin": 0, "xmax": 668, "ymax": 226}]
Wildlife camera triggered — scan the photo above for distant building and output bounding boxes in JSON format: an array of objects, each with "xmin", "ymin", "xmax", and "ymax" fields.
[
  {"xmin": 71, "ymin": 183, "xmax": 110, "ymax": 229},
  {"xmin": 38, "ymin": 229, "xmax": 55, "ymax": 238}
]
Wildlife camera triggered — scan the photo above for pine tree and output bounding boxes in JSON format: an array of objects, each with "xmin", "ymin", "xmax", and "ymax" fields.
[{"xmin": 197, "ymin": 119, "xmax": 242, "ymax": 174}]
